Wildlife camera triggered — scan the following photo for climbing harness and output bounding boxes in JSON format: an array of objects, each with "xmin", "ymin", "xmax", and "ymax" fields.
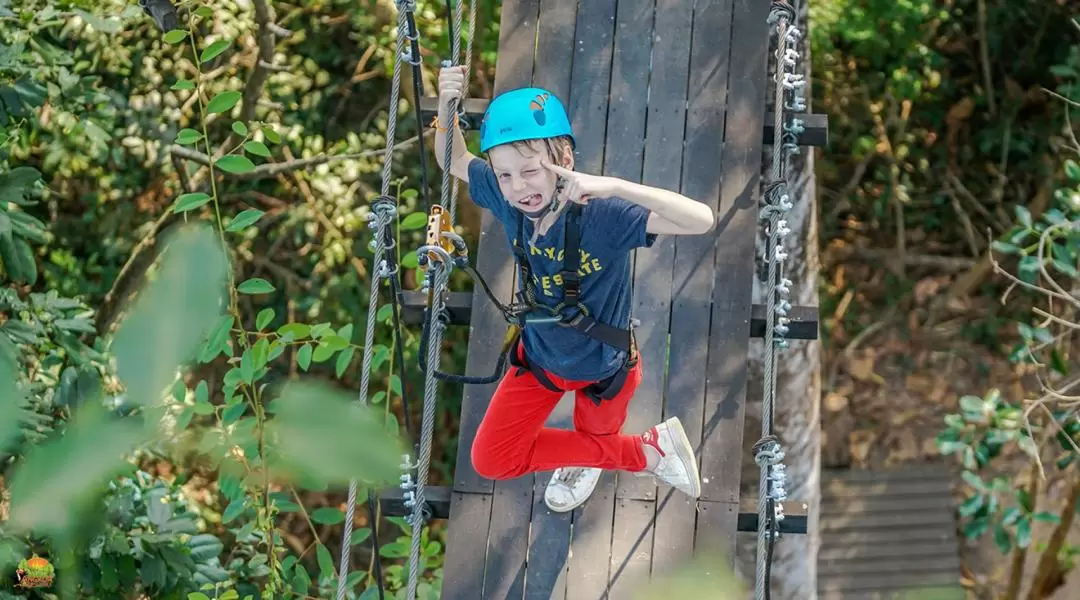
[
  {"xmin": 754, "ymin": 1, "xmax": 804, "ymax": 599},
  {"xmin": 336, "ymin": 0, "xmax": 805, "ymax": 597}
]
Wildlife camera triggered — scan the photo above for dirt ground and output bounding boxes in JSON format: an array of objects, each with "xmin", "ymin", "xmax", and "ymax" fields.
[{"xmin": 821, "ymin": 247, "xmax": 1079, "ymax": 599}]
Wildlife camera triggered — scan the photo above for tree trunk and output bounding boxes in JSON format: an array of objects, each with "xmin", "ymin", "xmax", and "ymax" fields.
[{"xmin": 737, "ymin": 2, "xmax": 822, "ymax": 598}]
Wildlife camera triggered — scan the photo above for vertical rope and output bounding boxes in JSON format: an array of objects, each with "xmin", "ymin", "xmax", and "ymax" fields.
[
  {"xmin": 755, "ymin": 1, "xmax": 803, "ymax": 599},
  {"xmin": 337, "ymin": 3, "xmax": 411, "ymax": 598}
]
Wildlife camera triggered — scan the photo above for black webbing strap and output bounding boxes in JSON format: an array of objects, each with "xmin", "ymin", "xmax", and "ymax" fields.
[
  {"xmin": 510, "ymin": 203, "xmax": 633, "ymax": 354},
  {"xmin": 561, "ymin": 203, "xmax": 582, "ymax": 302}
]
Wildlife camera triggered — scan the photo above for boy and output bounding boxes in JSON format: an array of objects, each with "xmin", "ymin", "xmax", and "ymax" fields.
[{"xmin": 433, "ymin": 66, "xmax": 714, "ymax": 512}]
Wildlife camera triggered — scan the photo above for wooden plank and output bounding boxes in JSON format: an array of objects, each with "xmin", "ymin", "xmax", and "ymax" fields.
[
  {"xmin": 399, "ymin": 290, "xmax": 818, "ymax": 340},
  {"xmin": 607, "ymin": 498, "xmax": 655, "ymax": 597},
  {"xmin": 417, "ymin": 96, "xmax": 830, "ymax": 147},
  {"xmin": 692, "ymin": 500, "xmax": 740, "ymax": 570},
  {"xmin": 698, "ymin": 0, "xmax": 767, "ymax": 505},
  {"xmin": 617, "ymin": 0, "xmax": 683, "ymax": 503},
  {"xmin": 818, "ymin": 572, "xmax": 964, "ymax": 597},
  {"xmin": 511, "ymin": 2, "xmax": 580, "ymax": 598},
  {"xmin": 441, "ymin": 1, "xmax": 539, "ymax": 598},
  {"xmin": 630, "ymin": 0, "xmax": 698, "ymax": 584},
  {"xmin": 605, "ymin": 0, "xmax": 661, "ymax": 553},
  {"xmin": 376, "ymin": 484, "xmax": 808, "ymax": 533},
  {"xmin": 483, "ymin": 482, "xmax": 533, "ymax": 598},
  {"xmin": 439, "ymin": 492, "xmax": 493, "ymax": 600},
  {"xmin": 561, "ymin": 2, "xmax": 620, "ymax": 598}
]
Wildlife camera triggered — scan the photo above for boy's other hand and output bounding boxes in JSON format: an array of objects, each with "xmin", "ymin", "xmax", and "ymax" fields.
[
  {"xmin": 541, "ymin": 160, "xmax": 618, "ymax": 205},
  {"xmin": 438, "ymin": 65, "xmax": 466, "ymax": 111}
]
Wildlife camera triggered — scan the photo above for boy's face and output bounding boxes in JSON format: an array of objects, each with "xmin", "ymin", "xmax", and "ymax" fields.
[{"xmin": 488, "ymin": 142, "xmax": 573, "ymax": 218}]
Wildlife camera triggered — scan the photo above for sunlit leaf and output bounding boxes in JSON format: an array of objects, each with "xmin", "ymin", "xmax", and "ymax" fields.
[
  {"xmin": 237, "ymin": 278, "xmax": 275, "ymax": 294},
  {"xmin": 225, "ymin": 208, "xmax": 264, "ymax": 232},
  {"xmin": 200, "ymin": 40, "xmax": 230, "ymax": 63},
  {"xmin": 215, "ymin": 155, "xmax": 255, "ymax": 174},
  {"xmin": 206, "ymin": 91, "xmax": 241, "ymax": 114}
]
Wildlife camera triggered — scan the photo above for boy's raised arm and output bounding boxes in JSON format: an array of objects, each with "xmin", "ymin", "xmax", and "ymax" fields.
[{"xmin": 435, "ymin": 66, "xmax": 476, "ymax": 183}]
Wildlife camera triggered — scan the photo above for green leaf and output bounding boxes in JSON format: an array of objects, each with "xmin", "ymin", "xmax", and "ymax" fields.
[
  {"xmin": 1066, "ymin": 159, "xmax": 1080, "ymax": 182},
  {"xmin": 390, "ymin": 375, "xmax": 402, "ymax": 397},
  {"xmin": 336, "ymin": 347, "xmax": 355, "ymax": 377},
  {"xmin": 991, "ymin": 240, "xmax": 1021, "ymax": 255},
  {"xmin": 1015, "ymin": 205, "xmax": 1033, "ymax": 228},
  {"xmin": 1016, "ymin": 516, "xmax": 1032, "ymax": 548},
  {"xmin": 401, "ymin": 252, "xmax": 419, "ymax": 269},
  {"xmin": 164, "ymin": 29, "xmax": 188, "ymax": 44},
  {"xmin": 172, "ymin": 79, "xmax": 196, "ymax": 91},
  {"xmin": 311, "ymin": 507, "xmax": 345, "ymax": 525},
  {"xmin": 225, "ymin": 208, "xmax": 265, "ymax": 232},
  {"xmin": 993, "ymin": 523, "xmax": 1011, "ymax": 554},
  {"xmin": 377, "ymin": 303, "xmax": 394, "ymax": 322},
  {"xmin": 0, "ymin": 343, "xmax": 27, "ymax": 454},
  {"xmin": 222, "ymin": 401, "xmax": 246, "ymax": 425},
  {"xmin": 215, "ymin": 155, "xmax": 256, "ymax": 174},
  {"xmin": 297, "ymin": 344, "xmax": 312, "ymax": 370},
  {"xmin": 1033, "ymin": 511, "xmax": 1061, "ymax": 523},
  {"xmin": 256, "ymin": 308, "xmax": 275, "ymax": 331},
  {"xmin": 195, "ymin": 6, "xmax": 214, "ymax": 18},
  {"xmin": 5, "ymin": 403, "xmax": 147, "ymax": 537},
  {"xmin": 222, "ymin": 499, "xmax": 246, "ymax": 524},
  {"xmin": 188, "ymin": 592, "xmax": 212, "ymax": 600},
  {"xmin": 316, "ymin": 542, "xmax": 335, "ymax": 578},
  {"xmin": 173, "ymin": 192, "xmax": 212, "ymax": 213},
  {"xmin": 962, "ymin": 515, "xmax": 990, "ymax": 539},
  {"xmin": 961, "ymin": 470, "xmax": 985, "ymax": 492},
  {"xmin": 238, "ymin": 278, "xmax": 275, "ymax": 294},
  {"xmin": 959, "ymin": 395, "xmax": 984, "ymax": 414},
  {"xmin": 244, "ymin": 141, "xmax": 271, "ymax": 157},
  {"xmin": 263, "ymin": 127, "xmax": 281, "ymax": 144},
  {"xmin": 175, "ymin": 128, "xmax": 202, "ymax": 144},
  {"xmin": 264, "ymin": 380, "xmax": 405, "ymax": 488},
  {"xmin": 232, "ymin": 121, "xmax": 249, "ymax": 136},
  {"xmin": 350, "ymin": 528, "xmax": 372, "ymax": 546},
  {"xmin": 111, "ymin": 224, "xmax": 229, "ymax": 407},
  {"xmin": 278, "ymin": 323, "xmax": 310, "ymax": 340},
  {"xmin": 206, "ymin": 91, "xmax": 242, "ymax": 114},
  {"xmin": 200, "ymin": 40, "xmax": 230, "ymax": 63},
  {"xmin": 312, "ymin": 343, "xmax": 337, "ymax": 363},
  {"xmin": 401, "ymin": 212, "xmax": 428, "ymax": 230},
  {"xmin": 958, "ymin": 493, "xmax": 984, "ymax": 517}
]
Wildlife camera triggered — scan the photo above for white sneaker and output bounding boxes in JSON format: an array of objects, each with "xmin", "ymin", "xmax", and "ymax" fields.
[
  {"xmin": 544, "ymin": 467, "xmax": 602, "ymax": 513},
  {"xmin": 641, "ymin": 417, "xmax": 701, "ymax": 499}
]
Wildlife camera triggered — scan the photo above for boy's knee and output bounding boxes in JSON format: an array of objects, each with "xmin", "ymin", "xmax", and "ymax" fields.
[{"xmin": 470, "ymin": 440, "xmax": 519, "ymax": 481}]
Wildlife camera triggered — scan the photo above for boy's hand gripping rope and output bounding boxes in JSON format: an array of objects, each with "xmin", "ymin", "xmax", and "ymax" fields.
[{"xmin": 755, "ymin": 2, "xmax": 803, "ymax": 600}]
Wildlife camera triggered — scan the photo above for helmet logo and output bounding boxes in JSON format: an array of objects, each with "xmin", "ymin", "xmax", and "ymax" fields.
[{"xmin": 530, "ymin": 93, "xmax": 550, "ymax": 126}]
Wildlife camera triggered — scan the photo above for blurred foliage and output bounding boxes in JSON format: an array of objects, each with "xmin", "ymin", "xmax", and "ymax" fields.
[{"xmin": 0, "ymin": 0, "xmax": 498, "ymax": 597}]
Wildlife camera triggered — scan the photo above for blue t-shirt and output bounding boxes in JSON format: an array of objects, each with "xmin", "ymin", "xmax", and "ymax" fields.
[{"xmin": 467, "ymin": 157, "xmax": 657, "ymax": 381}]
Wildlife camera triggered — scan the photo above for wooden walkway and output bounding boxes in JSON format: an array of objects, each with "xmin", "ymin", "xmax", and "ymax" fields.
[
  {"xmin": 818, "ymin": 466, "xmax": 964, "ymax": 599},
  {"xmin": 438, "ymin": 0, "xmax": 770, "ymax": 596}
]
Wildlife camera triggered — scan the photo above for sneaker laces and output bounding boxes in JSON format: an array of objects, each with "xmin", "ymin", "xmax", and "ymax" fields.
[{"xmin": 554, "ymin": 467, "xmax": 585, "ymax": 488}]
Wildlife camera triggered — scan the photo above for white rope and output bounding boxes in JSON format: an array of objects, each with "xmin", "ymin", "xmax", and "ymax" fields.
[{"xmin": 755, "ymin": 1, "xmax": 804, "ymax": 599}]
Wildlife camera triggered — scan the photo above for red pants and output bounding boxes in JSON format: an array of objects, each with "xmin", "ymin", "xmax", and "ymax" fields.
[{"xmin": 471, "ymin": 343, "xmax": 648, "ymax": 480}]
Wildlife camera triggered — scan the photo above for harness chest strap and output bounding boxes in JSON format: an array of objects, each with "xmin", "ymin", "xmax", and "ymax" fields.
[{"xmin": 515, "ymin": 203, "xmax": 634, "ymax": 354}]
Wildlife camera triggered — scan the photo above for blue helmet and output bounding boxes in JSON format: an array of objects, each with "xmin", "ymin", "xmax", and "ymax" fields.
[{"xmin": 478, "ymin": 87, "xmax": 575, "ymax": 153}]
